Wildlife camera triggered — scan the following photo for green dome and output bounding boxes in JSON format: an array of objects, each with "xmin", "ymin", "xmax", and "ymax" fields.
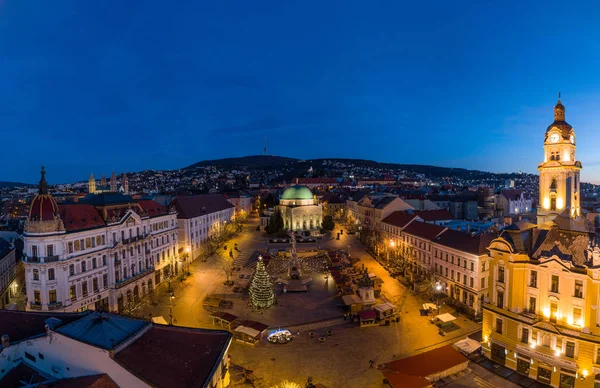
[{"xmin": 281, "ymin": 185, "xmax": 314, "ymax": 200}]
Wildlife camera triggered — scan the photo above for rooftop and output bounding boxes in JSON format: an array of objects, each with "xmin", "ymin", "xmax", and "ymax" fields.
[
  {"xmin": 380, "ymin": 211, "xmax": 417, "ymax": 229},
  {"xmin": 56, "ymin": 311, "xmax": 149, "ymax": 350},
  {"xmin": 171, "ymin": 195, "xmax": 235, "ymax": 219},
  {"xmin": 0, "ymin": 310, "xmax": 87, "ymax": 347},
  {"xmin": 114, "ymin": 326, "xmax": 232, "ymax": 388}
]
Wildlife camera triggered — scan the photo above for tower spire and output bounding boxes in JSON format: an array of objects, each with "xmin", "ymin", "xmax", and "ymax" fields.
[
  {"xmin": 38, "ymin": 166, "xmax": 49, "ymax": 194},
  {"xmin": 264, "ymin": 137, "xmax": 267, "ymax": 156}
]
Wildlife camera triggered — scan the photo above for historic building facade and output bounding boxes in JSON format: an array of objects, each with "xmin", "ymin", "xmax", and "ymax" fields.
[
  {"xmin": 24, "ymin": 167, "xmax": 178, "ymax": 313},
  {"xmin": 482, "ymin": 100, "xmax": 598, "ymax": 387},
  {"xmin": 276, "ymin": 185, "xmax": 323, "ymax": 231},
  {"xmin": 171, "ymin": 195, "xmax": 235, "ymax": 262}
]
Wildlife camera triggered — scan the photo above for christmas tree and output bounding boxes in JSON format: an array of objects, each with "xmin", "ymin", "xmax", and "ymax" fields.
[{"xmin": 250, "ymin": 256, "xmax": 274, "ymax": 310}]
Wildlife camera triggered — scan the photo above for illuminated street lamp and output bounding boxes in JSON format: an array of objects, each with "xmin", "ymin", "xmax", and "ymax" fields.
[
  {"xmin": 435, "ymin": 282, "xmax": 442, "ymax": 315},
  {"xmin": 169, "ymin": 292, "xmax": 175, "ymax": 325}
]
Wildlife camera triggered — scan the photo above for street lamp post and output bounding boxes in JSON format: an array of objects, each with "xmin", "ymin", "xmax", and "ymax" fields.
[
  {"xmin": 169, "ymin": 292, "xmax": 175, "ymax": 325},
  {"xmin": 185, "ymin": 245, "xmax": 191, "ymax": 276},
  {"xmin": 435, "ymin": 282, "xmax": 442, "ymax": 315}
]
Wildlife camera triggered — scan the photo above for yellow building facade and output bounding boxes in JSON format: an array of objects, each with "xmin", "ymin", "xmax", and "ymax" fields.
[{"xmin": 483, "ymin": 100, "xmax": 598, "ymax": 388}]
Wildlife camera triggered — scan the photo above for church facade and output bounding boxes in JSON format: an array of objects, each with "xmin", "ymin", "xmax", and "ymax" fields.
[{"xmin": 276, "ymin": 185, "xmax": 323, "ymax": 232}]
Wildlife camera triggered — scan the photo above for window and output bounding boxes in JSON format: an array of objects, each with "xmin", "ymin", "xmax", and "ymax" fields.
[
  {"xmin": 33, "ymin": 269, "xmax": 39, "ymax": 281},
  {"xmin": 34, "ymin": 290, "xmax": 41, "ymax": 304},
  {"xmin": 96, "ymin": 236, "xmax": 102, "ymax": 246},
  {"xmin": 115, "ymin": 270, "xmax": 120, "ymax": 283},
  {"xmin": 457, "ymin": 258, "xmax": 460, "ymax": 267},
  {"xmin": 81, "ymin": 261, "xmax": 86, "ymax": 272},
  {"xmin": 85, "ymin": 238, "xmax": 92, "ymax": 248},
  {"xmin": 93, "ymin": 278, "xmax": 99, "ymax": 292},
  {"xmin": 482, "ymin": 262, "xmax": 486, "ymax": 271},
  {"xmin": 481, "ymin": 277, "xmax": 485, "ymax": 288},
  {"xmin": 470, "ymin": 277, "xmax": 474, "ymax": 288},
  {"xmin": 103, "ymin": 274, "xmax": 108, "ymax": 288},
  {"xmin": 82, "ymin": 281, "xmax": 88, "ymax": 296},
  {"xmin": 49, "ymin": 290, "xmax": 57, "ymax": 304},
  {"xmin": 529, "ymin": 297, "xmax": 536, "ymax": 313},
  {"xmin": 24, "ymin": 352, "xmax": 36, "ymax": 362},
  {"xmin": 565, "ymin": 341, "xmax": 575, "ymax": 358},
  {"xmin": 48, "ymin": 268, "xmax": 55, "ymax": 281},
  {"xmin": 574, "ymin": 280, "xmax": 583, "ymax": 298},
  {"xmin": 92, "ymin": 257, "xmax": 97, "ymax": 269},
  {"xmin": 521, "ymin": 327, "xmax": 529, "ymax": 343},
  {"xmin": 70, "ymin": 285, "xmax": 76, "ymax": 299},
  {"xmin": 69, "ymin": 264, "xmax": 75, "ymax": 276},
  {"xmin": 596, "ymin": 347, "xmax": 600, "ymax": 364},
  {"xmin": 38, "ymin": 353, "xmax": 44, "ymax": 360},
  {"xmin": 551, "ymin": 197, "xmax": 556, "ymax": 211},
  {"xmin": 32, "ymin": 245, "xmax": 38, "ymax": 258},
  {"xmin": 551, "ymin": 275, "xmax": 559, "ymax": 293},
  {"xmin": 463, "ymin": 274, "xmax": 467, "ymax": 285},
  {"xmin": 102, "ymin": 255, "xmax": 107, "ymax": 266},
  {"xmin": 68, "ymin": 242, "xmax": 74, "ymax": 253},
  {"xmin": 470, "ymin": 262, "xmax": 474, "ymax": 271},
  {"xmin": 573, "ymin": 308, "xmax": 582, "ymax": 326},
  {"xmin": 496, "ymin": 318, "xmax": 503, "ymax": 334},
  {"xmin": 74, "ymin": 240, "xmax": 80, "ymax": 251},
  {"xmin": 530, "ymin": 270, "xmax": 537, "ymax": 288},
  {"xmin": 497, "ymin": 290, "xmax": 504, "ymax": 309},
  {"xmin": 46, "ymin": 245, "xmax": 54, "ymax": 257},
  {"xmin": 498, "ymin": 266, "xmax": 505, "ymax": 283}
]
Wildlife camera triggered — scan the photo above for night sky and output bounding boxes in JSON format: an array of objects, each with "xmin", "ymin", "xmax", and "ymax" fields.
[{"xmin": 2, "ymin": 1, "xmax": 600, "ymax": 183}]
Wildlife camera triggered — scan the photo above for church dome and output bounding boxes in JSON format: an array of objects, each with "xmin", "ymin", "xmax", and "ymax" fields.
[
  {"xmin": 281, "ymin": 185, "xmax": 314, "ymax": 200},
  {"xmin": 28, "ymin": 166, "xmax": 59, "ymax": 222},
  {"xmin": 545, "ymin": 99, "xmax": 573, "ymax": 140}
]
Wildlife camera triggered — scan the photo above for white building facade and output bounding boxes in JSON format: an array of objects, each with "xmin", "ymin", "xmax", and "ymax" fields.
[{"xmin": 23, "ymin": 168, "xmax": 178, "ymax": 313}]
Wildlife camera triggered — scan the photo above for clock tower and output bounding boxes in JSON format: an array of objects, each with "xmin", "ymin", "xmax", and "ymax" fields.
[{"xmin": 537, "ymin": 98, "xmax": 581, "ymax": 225}]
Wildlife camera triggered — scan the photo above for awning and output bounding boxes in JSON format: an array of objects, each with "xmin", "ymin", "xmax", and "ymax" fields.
[
  {"xmin": 374, "ymin": 302, "xmax": 395, "ymax": 313},
  {"xmin": 235, "ymin": 325, "xmax": 260, "ymax": 338},
  {"xmin": 453, "ymin": 337, "xmax": 481, "ymax": 355},
  {"xmin": 151, "ymin": 316, "xmax": 169, "ymax": 325},
  {"xmin": 423, "ymin": 303, "xmax": 437, "ymax": 310},
  {"xmin": 436, "ymin": 313, "xmax": 456, "ymax": 323}
]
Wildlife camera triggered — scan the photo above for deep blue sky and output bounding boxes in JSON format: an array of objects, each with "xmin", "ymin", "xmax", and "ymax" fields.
[{"xmin": 2, "ymin": 1, "xmax": 600, "ymax": 184}]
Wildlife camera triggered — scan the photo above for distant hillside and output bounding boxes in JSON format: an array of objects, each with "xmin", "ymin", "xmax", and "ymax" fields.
[
  {"xmin": 186, "ymin": 155, "xmax": 299, "ymax": 169},
  {"xmin": 0, "ymin": 181, "xmax": 31, "ymax": 188}
]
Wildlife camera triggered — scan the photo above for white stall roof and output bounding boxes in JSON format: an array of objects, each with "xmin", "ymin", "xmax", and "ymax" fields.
[
  {"xmin": 374, "ymin": 302, "xmax": 395, "ymax": 313},
  {"xmin": 436, "ymin": 313, "xmax": 456, "ymax": 323},
  {"xmin": 235, "ymin": 325, "xmax": 260, "ymax": 338}
]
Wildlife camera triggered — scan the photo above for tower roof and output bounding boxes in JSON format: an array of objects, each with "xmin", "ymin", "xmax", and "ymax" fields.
[
  {"xmin": 28, "ymin": 166, "xmax": 59, "ymax": 222},
  {"xmin": 546, "ymin": 98, "xmax": 573, "ymax": 140}
]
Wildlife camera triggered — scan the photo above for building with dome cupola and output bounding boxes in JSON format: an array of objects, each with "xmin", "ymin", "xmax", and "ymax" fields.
[
  {"xmin": 24, "ymin": 167, "xmax": 179, "ymax": 314},
  {"xmin": 277, "ymin": 184, "xmax": 322, "ymax": 231},
  {"xmin": 537, "ymin": 98, "xmax": 582, "ymax": 225}
]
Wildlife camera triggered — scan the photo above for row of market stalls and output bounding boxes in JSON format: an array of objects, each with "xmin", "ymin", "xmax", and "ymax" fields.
[{"xmin": 210, "ymin": 311, "xmax": 269, "ymax": 345}]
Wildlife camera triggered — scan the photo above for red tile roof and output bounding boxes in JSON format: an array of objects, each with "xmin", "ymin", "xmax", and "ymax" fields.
[
  {"xmin": 413, "ymin": 209, "xmax": 453, "ymax": 222},
  {"xmin": 47, "ymin": 374, "xmax": 119, "ymax": 387},
  {"xmin": 359, "ymin": 310, "xmax": 376, "ymax": 320},
  {"xmin": 381, "ymin": 211, "xmax": 417, "ymax": 229},
  {"xmin": 114, "ymin": 326, "xmax": 231, "ymax": 388},
  {"xmin": 0, "ymin": 310, "xmax": 87, "ymax": 345},
  {"xmin": 433, "ymin": 229, "xmax": 494, "ymax": 255},
  {"xmin": 402, "ymin": 221, "xmax": 447, "ymax": 240},
  {"xmin": 171, "ymin": 195, "xmax": 234, "ymax": 219},
  {"xmin": 378, "ymin": 345, "xmax": 467, "ymax": 385},
  {"xmin": 58, "ymin": 204, "xmax": 105, "ymax": 232},
  {"xmin": 136, "ymin": 200, "xmax": 169, "ymax": 218}
]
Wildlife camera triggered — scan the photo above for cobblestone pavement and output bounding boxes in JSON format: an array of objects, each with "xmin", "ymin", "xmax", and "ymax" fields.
[{"xmin": 134, "ymin": 219, "xmax": 489, "ymax": 388}]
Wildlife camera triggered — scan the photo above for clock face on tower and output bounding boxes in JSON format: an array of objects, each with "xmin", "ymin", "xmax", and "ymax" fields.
[
  {"xmin": 550, "ymin": 133, "xmax": 560, "ymax": 143},
  {"xmin": 570, "ymin": 134, "xmax": 575, "ymax": 144}
]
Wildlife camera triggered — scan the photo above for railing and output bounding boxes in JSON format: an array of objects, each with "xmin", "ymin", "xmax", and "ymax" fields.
[
  {"xmin": 115, "ymin": 268, "xmax": 155, "ymax": 289},
  {"xmin": 23, "ymin": 255, "xmax": 60, "ymax": 263},
  {"xmin": 29, "ymin": 303, "xmax": 42, "ymax": 310},
  {"xmin": 48, "ymin": 302, "xmax": 63, "ymax": 310},
  {"xmin": 123, "ymin": 236, "xmax": 143, "ymax": 245}
]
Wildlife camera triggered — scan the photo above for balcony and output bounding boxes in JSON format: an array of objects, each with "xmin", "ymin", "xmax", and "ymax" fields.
[
  {"xmin": 29, "ymin": 303, "xmax": 42, "ymax": 310},
  {"xmin": 48, "ymin": 302, "xmax": 63, "ymax": 310},
  {"xmin": 23, "ymin": 254, "xmax": 59, "ymax": 264},
  {"xmin": 115, "ymin": 267, "xmax": 155, "ymax": 289},
  {"xmin": 123, "ymin": 236, "xmax": 143, "ymax": 245}
]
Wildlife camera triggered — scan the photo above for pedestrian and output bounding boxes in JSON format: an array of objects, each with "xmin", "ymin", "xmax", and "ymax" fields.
[
  {"xmin": 297, "ymin": 330, "xmax": 300, "ymax": 336},
  {"xmin": 369, "ymin": 360, "xmax": 374, "ymax": 368}
]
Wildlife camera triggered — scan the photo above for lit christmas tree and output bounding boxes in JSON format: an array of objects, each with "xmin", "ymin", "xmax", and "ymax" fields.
[{"xmin": 250, "ymin": 256, "xmax": 274, "ymax": 310}]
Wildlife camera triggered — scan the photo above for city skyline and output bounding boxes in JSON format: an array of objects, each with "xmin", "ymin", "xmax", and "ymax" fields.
[{"xmin": 3, "ymin": 1, "xmax": 600, "ymax": 183}]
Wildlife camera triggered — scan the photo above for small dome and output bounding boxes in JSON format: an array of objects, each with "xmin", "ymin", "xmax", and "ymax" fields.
[
  {"xmin": 28, "ymin": 166, "xmax": 59, "ymax": 222},
  {"xmin": 29, "ymin": 195, "xmax": 59, "ymax": 222},
  {"xmin": 545, "ymin": 99, "xmax": 573, "ymax": 140},
  {"xmin": 281, "ymin": 185, "xmax": 314, "ymax": 200}
]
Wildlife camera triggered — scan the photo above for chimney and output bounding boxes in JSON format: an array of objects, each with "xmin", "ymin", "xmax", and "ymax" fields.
[{"xmin": 1, "ymin": 334, "xmax": 9, "ymax": 348}]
